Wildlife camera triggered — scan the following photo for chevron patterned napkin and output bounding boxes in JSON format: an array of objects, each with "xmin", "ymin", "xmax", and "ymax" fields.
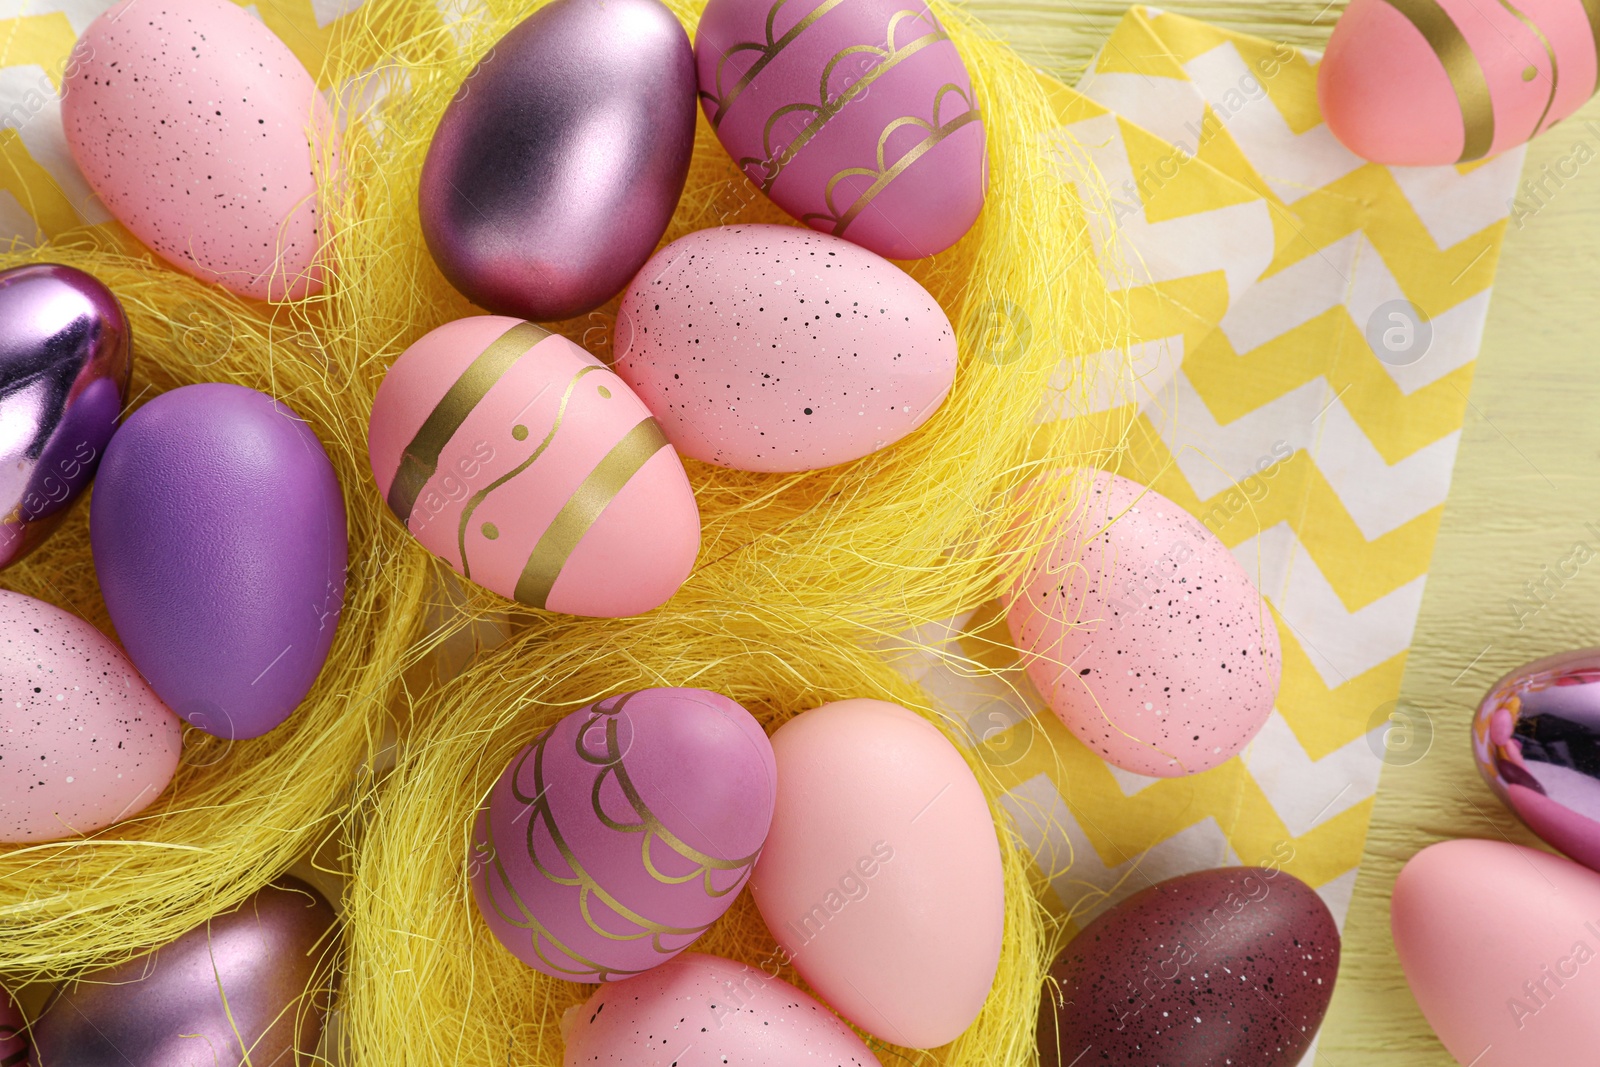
[{"xmin": 901, "ymin": 12, "xmax": 1523, "ymax": 1064}]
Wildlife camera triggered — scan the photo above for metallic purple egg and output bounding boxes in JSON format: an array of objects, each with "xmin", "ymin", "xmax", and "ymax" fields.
[
  {"xmin": 1, "ymin": 984, "xmax": 25, "ymax": 1066},
  {"xmin": 29, "ymin": 879, "xmax": 337, "ymax": 1067},
  {"xmin": 89, "ymin": 384, "xmax": 348, "ymax": 740},
  {"xmin": 0, "ymin": 263, "xmax": 130, "ymax": 570},
  {"xmin": 1475, "ymin": 647, "xmax": 1600, "ymax": 872},
  {"xmin": 418, "ymin": 0, "xmax": 697, "ymax": 322}
]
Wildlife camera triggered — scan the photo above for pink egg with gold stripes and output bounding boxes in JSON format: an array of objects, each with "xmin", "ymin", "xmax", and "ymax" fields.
[
  {"xmin": 368, "ymin": 316, "xmax": 700, "ymax": 618},
  {"xmin": 1318, "ymin": 0, "xmax": 1600, "ymax": 164}
]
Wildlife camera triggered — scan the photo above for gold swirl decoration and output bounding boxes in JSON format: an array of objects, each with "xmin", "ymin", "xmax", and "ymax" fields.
[
  {"xmin": 802, "ymin": 83, "xmax": 982, "ymax": 238},
  {"xmin": 703, "ymin": 0, "xmax": 851, "ymax": 127},
  {"xmin": 477, "ymin": 692, "xmax": 764, "ymax": 981},
  {"xmin": 1376, "ymin": 0, "xmax": 1495, "ymax": 161},
  {"xmin": 733, "ymin": 8, "xmax": 949, "ymax": 188}
]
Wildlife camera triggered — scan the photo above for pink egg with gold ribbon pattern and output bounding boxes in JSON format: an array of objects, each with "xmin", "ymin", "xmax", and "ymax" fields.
[
  {"xmin": 368, "ymin": 316, "xmax": 700, "ymax": 618},
  {"xmin": 1318, "ymin": 0, "xmax": 1600, "ymax": 165},
  {"xmin": 696, "ymin": 0, "xmax": 986, "ymax": 258}
]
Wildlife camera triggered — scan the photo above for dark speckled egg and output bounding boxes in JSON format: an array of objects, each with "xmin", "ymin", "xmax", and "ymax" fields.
[{"xmin": 1038, "ymin": 866, "xmax": 1340, "ymax": 1067}]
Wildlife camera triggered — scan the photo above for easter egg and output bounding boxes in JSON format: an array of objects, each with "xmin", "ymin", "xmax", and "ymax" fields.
[
  {"xmin": 613, "ymin": 225, "xmax": 957, "ymax": 472},
  {"xmin": 419, "ymin": 0, "xmax": 696, "ymax": 321},
  {"xmin": 62, "ymin": 0, "xmax": 331, "ymax": 300},
  {"xmin": 1475, "ymin": 647, "xmax": 1600, "ymax": 873},
  {"xmin": 30, "ymin": 878, "xmax": 336, "ymax": 1067},
  {"xmin": 1393, "ymin": 839, "xmax": 1600, "ymax": 1066},
  {"xmin": 1003, "ymin": 470, "xmax": 1281, "ymax": 777},
  {"xmin": 368, "ymin": 316, "xmax": 700, "ymax": 617},
  {"xmin": 471, "ymin": 688, "xmax": 776, "ymax": 980},
  {"xmin": 90, "ymin": 384, "xmax": 347, "ymax": 740},
  {"xmin": 0, "ymin": 589, "xmax": 181, "ymax": 843},
  {"xmin": 1038, "ymin": 866, "xmax": 1339, "ymax": 1067},
  {"xmin": 1317, "ymin": 0, "xmax": 1599, "ymax": 165},
  {"xmin": 561, "ymin": 953, "xmax": 882, "ymax": 1066},
  {"xmin": 749, "ymin": 698, "xmax": 1002, "ymax": 1048},
  {"xmin": 696, "ymin": 0, "xmax": 985, "ymax": 258},
  {"xmin": 0, "ymin": 263, "xmax": 130, "ymax": 570},
  {"xmin": 1, "ymin": 985, "xmax": 26, "ymax": 1067}
]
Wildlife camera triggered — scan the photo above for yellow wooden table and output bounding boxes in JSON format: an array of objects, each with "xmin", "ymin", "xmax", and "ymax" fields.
[{"xmin": 962, "ymin": 1, "xmax": 1599, "ymax": 1062}]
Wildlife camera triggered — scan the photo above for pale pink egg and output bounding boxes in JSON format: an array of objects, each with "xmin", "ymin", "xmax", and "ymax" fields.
[
  {"xmin": 696, "ymin": 0, "xmax": 986, "ymax": 258},
  {"xmin": 0, "ymin": 589, "xmax": 182, "ymax": 843},
  {"xmin": 613, "ymin": 225, "xmax": 957, "ymax": 472},
  {"xmin": 1003, "ymin": 470, "xmax": 1280, "ymax": 777},
  {"xmin": 62, "ymin": 0, "xmax": 332, "ymax": 301},
  {"xmin": 749, "ymin": 698, "xmax": 1003, "ymax": 1048},
  {"xmin": 1393, "ymin": 839, "xmax": 1600, "ymax": 1066},
  {"xmin": 368, "ymin": 316, "xmax": 700, "ymax": 618},
  {"xmin": 1318, "ymin": 0, "xmax": 1599, "ymax": 165},
  {"xmin": 561, "ymin": 953, "xmax": 880, "ymax": 1066}
]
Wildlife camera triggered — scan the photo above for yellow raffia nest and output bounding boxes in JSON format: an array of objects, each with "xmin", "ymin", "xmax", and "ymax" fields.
[{"xmin": 0, "ymin": 0, "xmax": 1130, "ymax": 1062}]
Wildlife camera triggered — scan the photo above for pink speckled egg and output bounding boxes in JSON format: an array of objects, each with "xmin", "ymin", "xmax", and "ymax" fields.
[
  {"xmin": 368, "ymin": 316, "xmax": 700, "ymax": 618},
  {"xmin": 613, "ymin": 225, "xmax": 956, "ymax": 472},
  {"xmin": 750, "ymin": 698, "xmax": 1003, "ymax": 1048},
  {"xmin": 696, "ymin": 0, "xmax": 985, "ymax": 258},
  {"xmin": 1003, "ymin": 470, "xmax": 1280, "ymax": 777},
  {"xmin": 1318, "ymin": 0, "xmax": 1598, "ymax": 165},
  {"xmin": 62, "ymin": 0, "xmax": 332, "ymax": 301},
  {"xmin": 0, "ymin": 589, "xmax": 182, "ymax": 843},
  {"xmin": 1393, "ymin": 840, "xmax": 1600, "ymax": 1067},
  {"xmin": 561, "ymin": 953, "xmax": 881, "ymax": 1066},
  {"xmin": 470, "ymin": 689, "xmax": 776, "ymax": 981}
]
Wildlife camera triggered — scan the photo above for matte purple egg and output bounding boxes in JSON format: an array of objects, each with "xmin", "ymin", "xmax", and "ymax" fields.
[
  {"xmin": 471, "ymin": 688, "xmax": 776, "ymax": 980},
  {"xmin": 89, "ymin": 384, "xmax": 347, "ymax": 740},
  {"xmin": 1038, "ymin": 866, "xmax": 1340, "ymax": 1067},
  {"xmin": 696, "ymin": 0, "xmax": 986, "ymax": 259},
  {"xmin": 29, "ymin": 878, "xmax": 336, "ymax": 1067},
  {"xmin": 1, "ymin": 984, "xmax": 25, "ymax": 1066},
  {"xmin": 0, "ymin": 263, "xmax": 130, "ymax": 570},
  {"xmin": 1474, "ymin": 647, "xmax": 1600, "ymax": 873},
  {"xmin": 561, "ymin": 953, "xmax": 881, "ymax": 1066},
  {"xmin": 419, "ymin": 0, "xmax": 697, "ymax": 322}
]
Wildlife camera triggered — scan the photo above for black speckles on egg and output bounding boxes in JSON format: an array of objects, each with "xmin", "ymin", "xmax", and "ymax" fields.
[
  {"xmin": 562, "ymin": 954, "xmax": 879, "ymax": 1064},
  {"xmin": 0, "ymin": 590, "xmax": 182, "ymax": 843},
  {"xmin": 1038, "ymin": 867, "xmax": 1341, "ymax": 1067},
  {"xmin": 1004, "ymin": 469, "xmax": 1283, "ymax": 776},
  {"xmin": 613, "ymin": 224, "xmax": 958, "ymax": 473},
  {"xmin": 59, "ymin": 0, "xmax": 328, "ymax": 301}
]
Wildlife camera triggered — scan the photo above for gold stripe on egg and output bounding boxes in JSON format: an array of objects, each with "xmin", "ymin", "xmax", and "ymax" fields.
[
  {"xmin": 1376, "ymin": 0, "xmax": 1496, "ymax": 161},
  {"xmin": 455, "ymin": 364, "xmax": 606, "ymax": 582},
  {"xmin": 1575, "ymin": 0, "xmax": 1600, "ymax": 97},
  {"xmin": 1492, "ymin": 0, "xmax": 1559, "ymax": 138},
  {"xmin": 385, "ymin": 320, "xmax": 549, "ymax": 524},
  {"xmin": 513, "ymin": 417, "xmax": 671, "ymax": 609}
]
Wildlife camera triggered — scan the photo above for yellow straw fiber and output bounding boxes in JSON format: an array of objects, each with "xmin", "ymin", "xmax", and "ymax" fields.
[{"xmin": 0, "ymin": 0, "xmax": 1131, "ymax": 1062}]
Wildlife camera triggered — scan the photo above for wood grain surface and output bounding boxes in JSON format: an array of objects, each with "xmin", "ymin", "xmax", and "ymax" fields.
[{"xmin": 962, "ymin": 1, "xmax": 1600, "ymax": 1061}]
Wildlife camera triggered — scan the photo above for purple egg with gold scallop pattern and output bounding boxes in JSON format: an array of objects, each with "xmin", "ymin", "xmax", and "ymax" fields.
[
  {"xmin": 696, "ymin": 0, "xmax": 987, "ymax": 259},
  {"xmin": 471, "ymin": 688, "xmax": 777, "ymax": 981}
]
